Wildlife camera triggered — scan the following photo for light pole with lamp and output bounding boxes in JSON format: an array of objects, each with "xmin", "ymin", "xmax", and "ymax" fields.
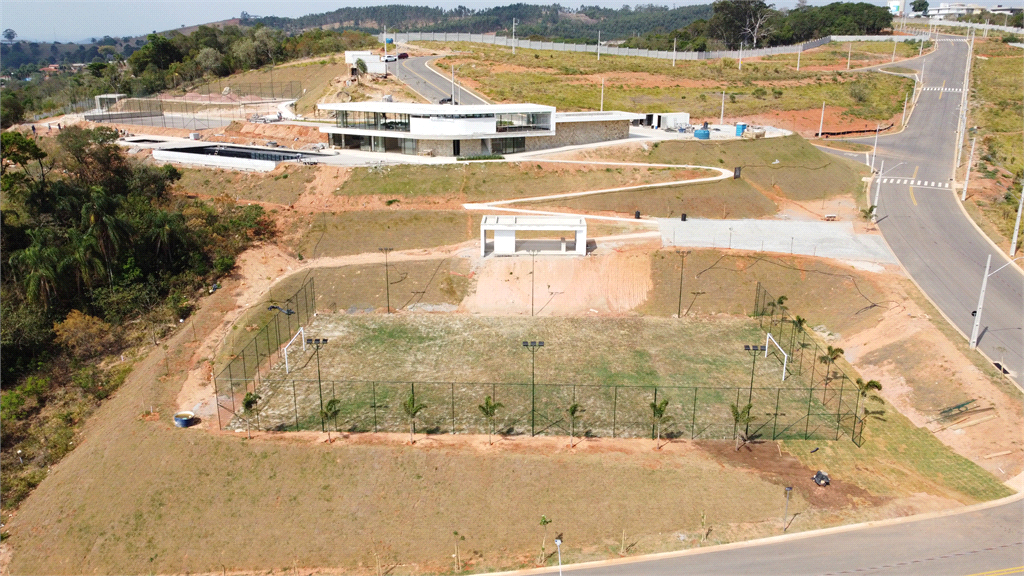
[
  {"xmin": 782, "ymin": 486, "xmax": 793, "ymax": 532},
  {"xmin": 523, "ymin": 340, "xmax": 544, "ymax": 436},
  {"xmin": 379, "ymin": 248, "xmax": 393, "ymax": 313},
  {"xmin": 873, "ymin": 161, "xmax": 905, "ymax": 214},
  {"xmin": 306, "ymin": 338, "xmax": 329, "ymax": 431},
  {"xmin": 969, "ymin": 256, "xmax": 1024, "ymax": 349},
  {"xmin": 676, "ymin": 250, "xmax": 691, "ymax": 318},
  {"xmin": 528, "ymin": 250, "xmax": 540, "ymax": 316},
  {"xmin": 871, "ymin": 124, "xmax": 880, "ymax": 171},
  {"xmin": 554, "ymin": 538, "xmax": 562, "ymax": 576},
  {"xmin": 744, "ymin": 344, "xmax": 765, "ymax": 437}
]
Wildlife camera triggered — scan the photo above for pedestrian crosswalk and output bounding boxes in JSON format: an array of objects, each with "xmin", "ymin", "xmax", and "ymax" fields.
[
  {"xmin": 936, "ymin": 38, "xmax": 968, "ymax": 42},
  {"xmin": 922, "ymin": 86, "xmax": 962, "ymax": 92},
  {"xmin": 881, "ymin": 178, "xmax": 951, "ymax": 188}
]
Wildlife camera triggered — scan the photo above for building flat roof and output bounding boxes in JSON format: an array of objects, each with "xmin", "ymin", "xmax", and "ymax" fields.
[
  {"xmin": 555, "ymin": 111, "xmax": 645, "ymax": 123},
  {"xmin": 481, "ymin": 215, "xmax": 586, "ymax": 230},
  {"xmin": 318, "ymin": 102, "xmax": 556, "ymax": 115}
]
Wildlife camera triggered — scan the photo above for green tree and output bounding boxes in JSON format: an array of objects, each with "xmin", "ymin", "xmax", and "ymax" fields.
[
  {"xmin": 320, "ymin": 398, "xmax": 341, "ymax": 442},
  {"xmin": 730, "ymin": 402, "xmax": 756, "ymax": 451},
  {"xmin": 242, "ymin": 392, "xmax": 261, "ymax": 439},
  {"xmin": 402, "ymin": 391, "xmax": 426, "ymax": 444},
  {"xmin": 650, "ymin": 398, "xmax": 670, "ymax": 450},
  {"xmin": 355, "ymin": 58, "xmax": 367, "ymax": 75},
  {"xmin": 818, "ymin": 345, "xmax": 844, "ymax": 385},
  {"xmin": 477, "ymin": 395, "xmax": 504, "ymax": 445},
  {"xmin": 792, "ymin": 315, "xmax": 807, "ymax": 331},
  {"xmin": 3, "ymin": 29, "xmax": 17, "ymax": 43},
  {"xmin": 8, "ymin": 229, "xmax": 61, "ymax": 310},
  {"xmin": 855, "ymin": 378, "xmax": 884, "ymax": 420},
  {"xmin": 911, "ymin": 0, "xmax": 928, "ymax": 13},
  {"xmin": 860, "ymin": 205, "xmax": 877, "ymax": 228},
  {"xmin": 538, "ymin": 515, "xmax": 552, "ymax": 565}
]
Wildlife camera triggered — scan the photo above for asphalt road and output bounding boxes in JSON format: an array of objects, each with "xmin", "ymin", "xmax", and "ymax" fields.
[
  {"xmin": 830, "ymin": 37, "xmax": 1024, "ymax": 389},
  {"xmin": 390, "ymin": 56, "xmax": 488, "ymax": 105},
  {"xmin": 525, "ymin": 497, "xmax": 1022, "ymax": 575}
]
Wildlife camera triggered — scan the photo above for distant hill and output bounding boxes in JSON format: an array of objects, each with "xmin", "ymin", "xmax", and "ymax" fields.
[{"xmin": 242, "ymin": 3, "xmax": 715, "ymax": 42}]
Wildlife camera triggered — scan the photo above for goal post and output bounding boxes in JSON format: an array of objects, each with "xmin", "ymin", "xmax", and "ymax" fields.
[
  {"xmin": 283, "ymin": 327, "xmax": 305, "ymax": 374},
  {"xmin": 764, "ymin": 332, "xmax": 788, "ymax": 382}
]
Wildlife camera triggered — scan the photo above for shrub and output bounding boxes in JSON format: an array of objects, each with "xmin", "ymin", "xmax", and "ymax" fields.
[
  {"xmin": 53, "ymin": 310, "xmax": 115, "ymax": 360},
  {"xmin": 214, "ymin": 254, "xmax": 236, "ymax": 274},
  {"xmin": 752, "ymin": 87, "xmax": 767, "ymax": 99},
  {"xmin": 848, "ymin": 83, "xmax": 869, "ymax": 103},
  {"xmin": 772, "ymin": 88, "xmax": 783, "ymax": 99}
]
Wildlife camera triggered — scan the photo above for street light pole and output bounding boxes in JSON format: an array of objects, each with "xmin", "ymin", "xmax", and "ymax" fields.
[
  {"xmin": 970, "ymin": 256, "xmax": 1024, "ymax": 349},
  {"xmin": 512, "ymin": 18, "xmax": 517, "ymax": 55},
  {"xmin": 871, "ymin": 124, "xmax": 880, "ymax": 171},
  {"xmin": 379, "ymin": 248, "xmax": 393, "ymax": 313},
  {"xmin": 554, "ymin": 538, "xmax": 563, "ymax": 576},
  {"xmin": 523, "ymin": 340, "xmax": 544, "ymax": 436},
  {"xmin": 676, "ymin": 250, "xmax": 690, "ymax": 318},
  {"xmin": 783, "ymin": 486, "xmax": 793, "ymax": 532},
  {"xmin": 962, "ymin": 137, "xmax": 977, "ymax": 201}
]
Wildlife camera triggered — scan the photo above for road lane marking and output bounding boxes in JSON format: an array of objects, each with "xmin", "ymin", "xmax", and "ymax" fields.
[
  {"xmin": 963, "ymin": 567, "xmax": 1024, "ymax": 576},
  {"xmin": 909, "ymin": 186, "xmax": 917, "ymax": 206},
  {"xmin": 912, "ymin": 166, "xmax": 919, "ymax": 179}
]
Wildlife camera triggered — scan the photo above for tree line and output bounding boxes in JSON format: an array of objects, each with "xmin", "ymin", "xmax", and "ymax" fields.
[{"xmin": 622, "ymin": 1, "xmax": 895, "ymax": 51}]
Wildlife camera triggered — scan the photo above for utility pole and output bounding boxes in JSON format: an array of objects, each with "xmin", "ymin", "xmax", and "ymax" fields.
[
  {"xmin": 600, "ymin": 78, "xmax": 605, "ymax": 111},
  {"xmin": 796, "ymin": 45, "xmax": 801, "ymax": 71},
  {"xmin": 672, "ymin": 37, "xmax": 676, "ymax": 67},
  {"xmin": 720, "ymin": 91, "xmax": 725, "ymax": 125},
  {"xmin": 901, "ymin": 92, "xmax": 909, "ymax": 126},
  {"xmin": 818, "ymin": 101, "xmax": 826, "ymax": 137},
  {"xmin": 874, "ymin": 160, "xmax": 884, "ymax": 208},
  {"xmin": 676, "ymin": 250, "xmax": 690, "ymax": 318},
  {"xmin": 739, "ymin": 42, "xmax": 744, "ymax": 70},
  {"xmin": 523, "ymin": 340, "xmax": 544, "ymax": 436},
  {"xmin": 871, "ymin": 124, "xmax": 880, "ymax": 171},
  {"xmin": 597, "ymin": 30, "xmax": 601, "ymax": 61},
  {"xmin": 962, "ymin": 137, "xmax": 976, "ymax": 201},
  {"xmin": 1010, "ymin": 189, "xmax": 1024, "ymax": 256},
  {"xmin": 969, "ymin": 255, "xmax": 991, "ymax": 349},
  {"xmin": 512, "ymin": 18, "xmax": 517, "ymax": 55},
  {"xmin": 847, "ymin": 43, "xmax": 852, "ymax": 70}
]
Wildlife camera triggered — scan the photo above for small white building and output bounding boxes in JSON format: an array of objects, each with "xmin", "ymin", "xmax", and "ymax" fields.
[
  {"xmin": 343, "ymin": 51, "xmax": 387, "ymax": 75},
  {"xmin": 480, "ymin": 215, "xmax": 587, "ymax": 257}
]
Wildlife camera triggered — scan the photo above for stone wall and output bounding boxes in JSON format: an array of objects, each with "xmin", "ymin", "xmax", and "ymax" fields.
[{"xmin": 523, "ymin": 120, "xmax": 630, "ymax": 153}]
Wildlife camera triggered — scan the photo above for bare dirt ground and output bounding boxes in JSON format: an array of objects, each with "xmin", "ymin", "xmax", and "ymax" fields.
[{"xmin": 737, "ymin": 108, "xmax": 904, "ymax": 139}]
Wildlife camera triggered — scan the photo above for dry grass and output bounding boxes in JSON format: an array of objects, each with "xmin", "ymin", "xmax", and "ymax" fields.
[
  {"xmin": 175, "ymin": 165, "xmax": 319, "ymax": 205},
  {"xmin": 291, "ymin": 211, "xmax": 481, "ymax": 259},
  {"xmin": 337, "ymin": 162, "xmax": 716, "ymax": 203}
]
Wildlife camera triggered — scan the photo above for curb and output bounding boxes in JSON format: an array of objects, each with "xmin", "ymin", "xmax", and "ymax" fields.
[
  {"xmin": 423, "ymin": 56, "xmax": 491, "ymax": 104},
  {"xmin": 486, "ymin": 491, "xmax": 1024, "ymax": 575}
]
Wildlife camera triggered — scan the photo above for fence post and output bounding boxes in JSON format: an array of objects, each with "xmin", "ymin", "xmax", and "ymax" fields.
[
  {"xmin": 451, "ymin": 382, "xmax": 456, "ymax": 434},
  {"xmin": 772, "ymin": 388, "xmax": 781, "ymax": 440},
  {"xmin": 733, "ymin": 389, "xmax": 741, "ymax": 442},
  {"xmin": 835, "ymin": 375, "xmax": 846, "ymax": 440},
  {"xmin": 612, "ymin": 385, "xmax": 617, "ymax": 438},
  {"xmin": 651, "ymin": 387, "xmax": 658, "ymax": 439},
  {"xmin": 691, "ymin": 388, "xmax": 698, "ymax": 439},
  {"xmin": 804, "ymin": 385, "xmax": 814, "ymax": 439},
  {"xmin": 292, "ymin": 378, "xmax": 299, "ymax": 430},
  {"xmin": 411, "ymin": 382, "xmax": 416, "ymax": 435}
]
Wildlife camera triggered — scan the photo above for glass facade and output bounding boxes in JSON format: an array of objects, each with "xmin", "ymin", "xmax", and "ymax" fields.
[
  {"xmin": 337, "ymin": 111, "xmax": 410, "ymax": 132},
  {"xmin": 492, "ymin": 137, "xmax": 526, "ymax": 154},
  {"xmin": 496, "ymin": 112, "xmax": 551, "ymax": 133},
  {"xmin": 336, "ymin": 134, "xmax": 416, "ymax": 154}
]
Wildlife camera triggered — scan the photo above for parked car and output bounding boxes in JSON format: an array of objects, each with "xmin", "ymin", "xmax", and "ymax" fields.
[
  {"xmin": 384, "ymin": 55, "xmax": 398, "ymax": 62},
  {"xmin": 397, "ymin": 52, "xmax": 409, "ymax": 59},
  {"xmin": 438, "ymin": 97, "xmax": 457, "ymax": 105}
]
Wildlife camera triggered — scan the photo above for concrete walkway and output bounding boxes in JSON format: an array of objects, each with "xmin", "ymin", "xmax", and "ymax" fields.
[{"xmin": 658, "ymin": 218, "xmax": 898, "ymax": 265}]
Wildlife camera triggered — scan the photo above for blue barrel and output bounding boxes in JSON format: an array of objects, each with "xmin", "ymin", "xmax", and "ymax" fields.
[
  {"xmin": 736, "ymin": 123, "xmax": 747, "ymax": 136},
  {"xmin": 174, "ymin": 411, "xmax": 195, "ymax": 428},
  {"xmin": 694, "ymin": 129, "xmax": 710, "ymax": 140}
]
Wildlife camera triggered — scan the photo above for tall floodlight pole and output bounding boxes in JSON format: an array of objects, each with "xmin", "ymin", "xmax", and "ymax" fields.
[
  {"xmin": 379, "ymin": 248, "xmax": 393, "ymax": 313},
  {"xmin": 796, "ymin": 45, "xmax": 801, "ymax": 71},
  {"xmin": 818, "ymin": 101, "xmax": 826, "ymax": 137},
  {"xmin": 962, "ymin": 137, "xmax": 977, "ymax": 201},
  {"xmin": 523, "ymin": 340, "xmax": 545, "ymax": 436},
  {"xmin": 871, "ymin": 124, "xmax": 880, "ymax": 171},
  {"xmin": 672, "ymin": 37, "xmax": 677, "ymax": 67},
  {"xmin": 720, "ymin": 91, "xmax": 725, "ymax": 125},
  {"xmin": 676, "ymin": 250, "xmax": 690, "ymax": 318},
  {"xmin": 847, "ymin": 43, "xmax": 852, "ymax": 70},
  {"xmin": 307, "ymin": 338, "xmax": 329, "ymax": 431}
]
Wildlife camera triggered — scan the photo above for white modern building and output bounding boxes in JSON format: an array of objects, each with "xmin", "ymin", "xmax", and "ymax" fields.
[
  {"xmin": 317, "ymin": 102, "xmax": 642, "ymax": 157},
  {"xmin": 480, "ymin": 215, "xmax": 587, "ymax": 256}
]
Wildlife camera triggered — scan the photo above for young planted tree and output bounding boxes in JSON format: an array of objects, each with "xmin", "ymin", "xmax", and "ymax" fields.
[
  {"xmin": 477, "ymin": 395, "xmax": 504, "ymax": 445},
  {"xmin": 730, "ymin": 402, "xmax": 756, "ymax": 451},
  {"xmin": 453, "ymin": 531, "xmax": 465, "ymax": 572},
  {"xmin": 565, "ymin": 402, "xmax": 584, "ymax": 448},
  {"xmin": 355, "ymin": 58, "xmax": 368, "ymax": 75},
  {"xmin": 402, "ymin": 392, "xmax": 426, "ymax": 444},
  {"xmin": 855, "ymin": 378, "xmax": 885, "ymax": 420},
  {"xmin": 650, "ymin": 398, "xmax": 670, "ymax": 450},
  {"xmin": 320, "ymin": 398, "xmax": 341, "ymax": 442},
  {"xmin": 538, "ymin": 515, "xmax": 552, "ymax": 565},
  {"xmin": 242, "ymin": 392, "xmax": 261, "ymax": 439},
  {"xmin": 818, "ymin": 345, "xmax": 844, "ymax": 385},
  {"xmin": 860, "ymin": 205, "xmax": 877, "ymax": 229}
]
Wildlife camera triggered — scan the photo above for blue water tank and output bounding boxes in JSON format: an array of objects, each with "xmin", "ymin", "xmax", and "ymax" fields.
[
  {"xmin": 694, "ymin": 129, "xmax": 710, "ymax": 140},
  {"xmin": 736, "ymin": 123, "xmax": 747, "ymax": 136}
]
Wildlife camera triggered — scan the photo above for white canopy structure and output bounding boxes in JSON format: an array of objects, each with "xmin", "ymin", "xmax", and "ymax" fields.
[{"xmin": 480, "ymin": 215, "xmax": 587, "ymax": 257}]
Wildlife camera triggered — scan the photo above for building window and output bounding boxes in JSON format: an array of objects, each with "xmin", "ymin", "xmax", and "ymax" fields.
[
  {"xmin": 337, "ymin": 111, "xmax": 410, "ymax": 132},
  {"xmin": 492, "ymin": 137, "xmax": 525, "ymax": 154},
  {"xmin": 496, "ymin": 112, "xmax": 551, "ymax": 133}
]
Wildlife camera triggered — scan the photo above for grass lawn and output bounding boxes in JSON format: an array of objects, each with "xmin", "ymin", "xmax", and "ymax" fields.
[
  {"xmin": 762, "ymin": 40, "xmax": 929, "ymax": 68},
  {"xmin": 290, "ymin": 210, "xmax": 482, "ymax": 259},
  {"xmin": 337, "ymin": 162, "xmax": 716, "ymax": 203},
  {"xmin": 558, "ymin": 135, "xmax": 870, "ymax": 203},
  {"xmin": 421, "ymin": 42, "xmax": 914, "ymax": 119}
]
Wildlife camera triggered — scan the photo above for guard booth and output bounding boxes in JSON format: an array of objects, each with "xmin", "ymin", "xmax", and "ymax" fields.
[{"xmin": 480, "ymin": 215, "xmax": 587, "ymax": 257}]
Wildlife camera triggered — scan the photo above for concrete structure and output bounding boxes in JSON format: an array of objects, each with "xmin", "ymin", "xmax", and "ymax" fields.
[
  {"xmin": 95, "ymin": 93, "xmax": 126, "ymax": 110},
  {"xmin": 344, "ymin": 51, "xmax": 386, "ymax": 75},
  {"xmin": 924, "ymin": 3, "xmax": 1011, "ymax": 17},
  {"xmin": 480, "ymin": 215, "xmax": 587, "ymax": 256},
  {"xmin": 318, "ymin": 102, "xmax": 641, "ymax": 157}
]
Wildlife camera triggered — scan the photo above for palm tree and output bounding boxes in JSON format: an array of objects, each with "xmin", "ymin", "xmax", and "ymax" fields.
[
  {"xmin": 80, "ymin": 186, "xmax": 130, "ymax": 280},
  {"xmin": 855, "ymin": 378, "xmax": 884, "ymax": 420},
  {"xmin": 818, "ymin": 345, "xmax": 844, "ymax": 385},
  {"xmin": 730, "ymin": 402, "xmax": 756, "ymax": 451},
  {"xmin": 147, "ymin": 209, "xmax": 185, "ymax": 264},
  {"xmin": 565, "ymin": 403, "xmax": 584, "ymax": 448},
  {"xmin": 242, "ymin": 392, "xmax": 261, "ymax": 439},
  {"xmin": 321, "ymin": 398, "xmax": 341, "ymax": 442},
  {"xmin": 792, "ymin": 315, "xmax": 807, "ymax": 331},
  {"xmin": 477, "ymin": 395, "xmax": 504, "ymax": 445},
  {"xmin": 60, "ymin": 228, "xmax": 104, "ymax": 296},
  {"xmin": 8, "ymin": 229, "xmax": 61, "ymax": 311},
  {"xmin": 860, "ymin": 205, "xmax": 877, "ymax": 228},
  {"xmin": 650, "ymin": 399, "xmax": 670, "ymax": 450},
  {"xmin": 402, "ymin": 392, "xmax": 426, "ymax": 444}
]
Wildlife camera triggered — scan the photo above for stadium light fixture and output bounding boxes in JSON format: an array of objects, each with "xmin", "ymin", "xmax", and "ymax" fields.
[{"xmin": 307, "ymin": 338, "xmax": 329, "ymax": 432}]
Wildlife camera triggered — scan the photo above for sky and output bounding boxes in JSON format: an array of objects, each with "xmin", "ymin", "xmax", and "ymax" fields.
[{"xmin": 1, "ymin": 0, "xmax": 1019, "ymax": 43}]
